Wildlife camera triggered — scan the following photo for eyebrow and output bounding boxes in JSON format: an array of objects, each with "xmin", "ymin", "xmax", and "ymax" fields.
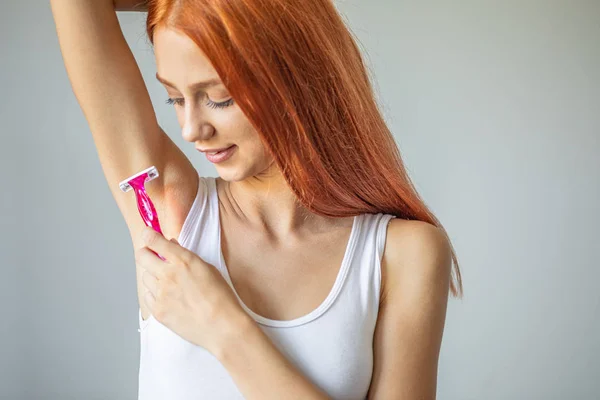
[{"xmin": 155, "ymin": 73, "xmax": 223, "ymax": 91}]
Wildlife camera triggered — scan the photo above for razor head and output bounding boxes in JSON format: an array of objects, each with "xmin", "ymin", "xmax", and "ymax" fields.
[{"xmin": 119, "ymin": 166, "xmax": 160, "ymax": 193}]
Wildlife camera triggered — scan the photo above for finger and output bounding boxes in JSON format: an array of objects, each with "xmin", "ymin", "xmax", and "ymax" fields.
[
  {"xmin": 136, "ymin": 246, "xmax": 166, "ymax": 278},
  {"xmin": 142, "ymin": 227, "xmax": 188, "ymax": 263},
  {"xmin": 142, "ymin": 270, "xmax": 159, "ymax": 297}
]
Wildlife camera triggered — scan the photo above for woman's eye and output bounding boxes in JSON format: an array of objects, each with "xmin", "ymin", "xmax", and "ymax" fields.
[
  {"xmin": 165, "ymin": 97, "xmax": 184, "ymax": 107},
  {"xmin": 165, "ymin": 97, "xmax": 234, "ymax": 109},
  {"xmin": 207, "ymin": 98, "xmax": 235, "ymax": 109}
]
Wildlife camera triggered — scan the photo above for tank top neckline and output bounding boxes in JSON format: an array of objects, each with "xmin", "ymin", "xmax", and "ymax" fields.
[{"xmin": 209, "ymin": 177, "xmax": 360, "ymax": 328}]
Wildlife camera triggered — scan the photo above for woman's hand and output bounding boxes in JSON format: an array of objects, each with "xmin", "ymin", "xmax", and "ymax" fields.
[{"xmin": 136, "ymin": 227, "xmax": 250, "ymax": 356}]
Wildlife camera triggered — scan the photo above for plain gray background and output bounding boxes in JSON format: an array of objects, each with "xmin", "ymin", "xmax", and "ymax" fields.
[{"xmin": 1, "ymin": 0, "xmax": 599, "ymax": 399}]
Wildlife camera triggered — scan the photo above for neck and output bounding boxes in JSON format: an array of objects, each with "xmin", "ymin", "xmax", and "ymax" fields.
[{"xmin": 218, "ymin": 167, "xmax": 325, "ymax": 240}]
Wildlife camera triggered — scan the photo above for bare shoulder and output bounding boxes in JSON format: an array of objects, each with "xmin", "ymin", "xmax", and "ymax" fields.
[
  {"xmin": 369, "ymin": 219, "xmax": 453, "ymax": 398},
  {"xmin": 380, "ymin": 219, "xmax": 452, "ymax": 302}
]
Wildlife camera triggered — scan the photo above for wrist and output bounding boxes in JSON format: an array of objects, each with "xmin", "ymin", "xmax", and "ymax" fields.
[{"xmin": 212, "ymin": 311, "xmax": 258, "ymax": 362}]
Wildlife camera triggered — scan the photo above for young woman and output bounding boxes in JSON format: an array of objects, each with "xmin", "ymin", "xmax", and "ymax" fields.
[{"xmin": 50, "ymin": 0, "xmax": 462, "ymax": 398}]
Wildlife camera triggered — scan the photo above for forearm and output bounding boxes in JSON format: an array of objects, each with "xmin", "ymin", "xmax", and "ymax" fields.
[
  {"xmin": 215, "ymin": 316, "xmax": 330, "ymax": 400},
  {"xmin": 49, "ymin": 0, "xmax": 147, "ymax": 133},
  {"xmin": 51, "ymin": 0, "xmax": 147, "ymax": 12},
  {"xmin": 50, "ymin": 0, "xmax": 163, "ymax": 160},
  {"xmin": 113, "ymin": 0, "xmax": 147, "ymax": 11}
]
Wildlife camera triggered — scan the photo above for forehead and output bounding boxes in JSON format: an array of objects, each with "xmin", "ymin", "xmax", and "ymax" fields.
[{"xmin": 153, "ymin": 27, "xmax": 217, "ymax": 82}]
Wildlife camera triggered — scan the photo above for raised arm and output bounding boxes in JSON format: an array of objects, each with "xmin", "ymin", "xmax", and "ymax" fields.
[
  {"xmin": 49, "ymin": 0, "xmax": 198, "ymax": 243},
  {"xmin": 113, "ymin": 0, "xmax": 148, "ymax": 12}
]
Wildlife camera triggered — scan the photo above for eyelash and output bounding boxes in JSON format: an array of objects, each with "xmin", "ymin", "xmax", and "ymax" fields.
[{"xmin": 165, "ymin": 97, "xmax": 234, "ymax": 109}]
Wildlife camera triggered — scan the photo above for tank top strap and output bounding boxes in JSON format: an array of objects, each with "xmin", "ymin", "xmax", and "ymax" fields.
[
  {"xmin": 341, "ymin": 212, "xmax": 396, "ymax": 314},
  {"xmin": 352, "ymin": 212, "xmax": 397, "ymax": 263}
]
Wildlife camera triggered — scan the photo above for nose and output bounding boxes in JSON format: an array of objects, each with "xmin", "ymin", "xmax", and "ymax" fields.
[{"xmin": 181, "ymin": 105, "xmax": 215, "ymax": 143}]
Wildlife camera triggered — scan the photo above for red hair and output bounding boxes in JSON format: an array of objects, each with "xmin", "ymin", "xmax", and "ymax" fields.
[{"xmin": 146, "ymin": 0, "xmax": 462, "ymax": 296}]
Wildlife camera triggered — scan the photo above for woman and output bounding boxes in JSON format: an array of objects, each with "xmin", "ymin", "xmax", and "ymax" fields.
[{"xmin": 50, "ymin": 0, "xmax": 462, "ymax": 398}]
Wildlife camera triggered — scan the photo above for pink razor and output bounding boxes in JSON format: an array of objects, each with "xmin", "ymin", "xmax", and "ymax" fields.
[{"xmin": 119, "ymin": 166, "xmax": 165, "ymax": 260}]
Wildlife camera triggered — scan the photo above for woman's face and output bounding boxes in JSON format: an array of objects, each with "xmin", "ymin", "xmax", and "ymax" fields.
[{"xmin": 153, "ymin": 27, "xmax": 274, "ymax": 182}]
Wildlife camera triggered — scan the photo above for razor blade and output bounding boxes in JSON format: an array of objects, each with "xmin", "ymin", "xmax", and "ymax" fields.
[{"xmin": 119, "ymin": 166, "xmax": 159, "ymax": 193}]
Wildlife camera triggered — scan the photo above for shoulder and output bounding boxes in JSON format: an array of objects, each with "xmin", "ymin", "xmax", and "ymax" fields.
[
  {"xmin": 380, "ymin": 218, "xmax": 452, "ymax": 303},
  {"xmin": 369, "ymin": 219, "xmax": 452, "ymax": 398}
]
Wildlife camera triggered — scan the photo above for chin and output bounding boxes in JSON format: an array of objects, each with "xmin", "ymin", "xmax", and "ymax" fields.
[{"xmin": 215, "ymin": 166, "xmax": 248, "ymax": 182}]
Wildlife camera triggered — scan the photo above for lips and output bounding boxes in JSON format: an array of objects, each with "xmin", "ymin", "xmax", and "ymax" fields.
[
  {"xmin": 208, "ymin": 147, "xmax": 231, "ymax": 155},
  {"xmin": 197, "ymin": 145, "xmax": 234, "ymax": 154},
  {"xmin": 203, "ymin": 145, "xmax": 236, "ymax": 164}
]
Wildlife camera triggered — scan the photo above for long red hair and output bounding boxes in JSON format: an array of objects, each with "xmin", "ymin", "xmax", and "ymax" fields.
[{"xmin": 146, "ymin": 0, "xmax": 462, "ymax": 296}]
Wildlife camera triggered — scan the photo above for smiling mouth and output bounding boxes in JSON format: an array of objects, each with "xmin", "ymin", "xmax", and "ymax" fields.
[{"xmin": 196, "ymin": 145, "xmax": 233, "ymax": 153}]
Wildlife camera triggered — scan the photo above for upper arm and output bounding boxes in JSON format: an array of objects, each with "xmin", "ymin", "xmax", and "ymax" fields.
[
  {"xmin": 368, "ymin": 220, "xmax": 452, "ymax": 400},
  {"xmin": 50, "ymin": 0, "xmax": 197, "ymax": 242}
]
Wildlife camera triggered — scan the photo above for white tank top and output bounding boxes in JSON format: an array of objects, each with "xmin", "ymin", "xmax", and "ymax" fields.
[{"xmin": 137, "ymin": 175, "xmax": 396, "ymax": 399}]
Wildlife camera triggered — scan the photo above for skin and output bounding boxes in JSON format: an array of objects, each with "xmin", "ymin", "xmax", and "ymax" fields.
[
  {"xmin": 50, "ymin": 1, "xmax": 452, "ymax": 398},
  {"xmin": 152, "ymin": 26, "xmax": 317, "ymax": 235},
  {"xmin": 148, "ymin": 27, "xmax": 452, "ymax": 400}
]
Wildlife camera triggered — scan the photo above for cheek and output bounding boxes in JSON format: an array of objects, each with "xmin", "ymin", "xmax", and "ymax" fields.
[
  {"xmin": 216, "ymin": 110, "xmax": 259, "ymax": 143},
  {"xmin": 241, "ymin": 125, "xmax": 266, "ymax": 155},
  {"xmin": 251, "ymin": 138, "xmax": 273, "ymax": 167},
  {"xmin": 232, "ymin": 123, "xmax": 271, "ymax": 165},
  {"xmin": 218, "ymin": 107, "xmax": 250, "ymax": 131}
]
